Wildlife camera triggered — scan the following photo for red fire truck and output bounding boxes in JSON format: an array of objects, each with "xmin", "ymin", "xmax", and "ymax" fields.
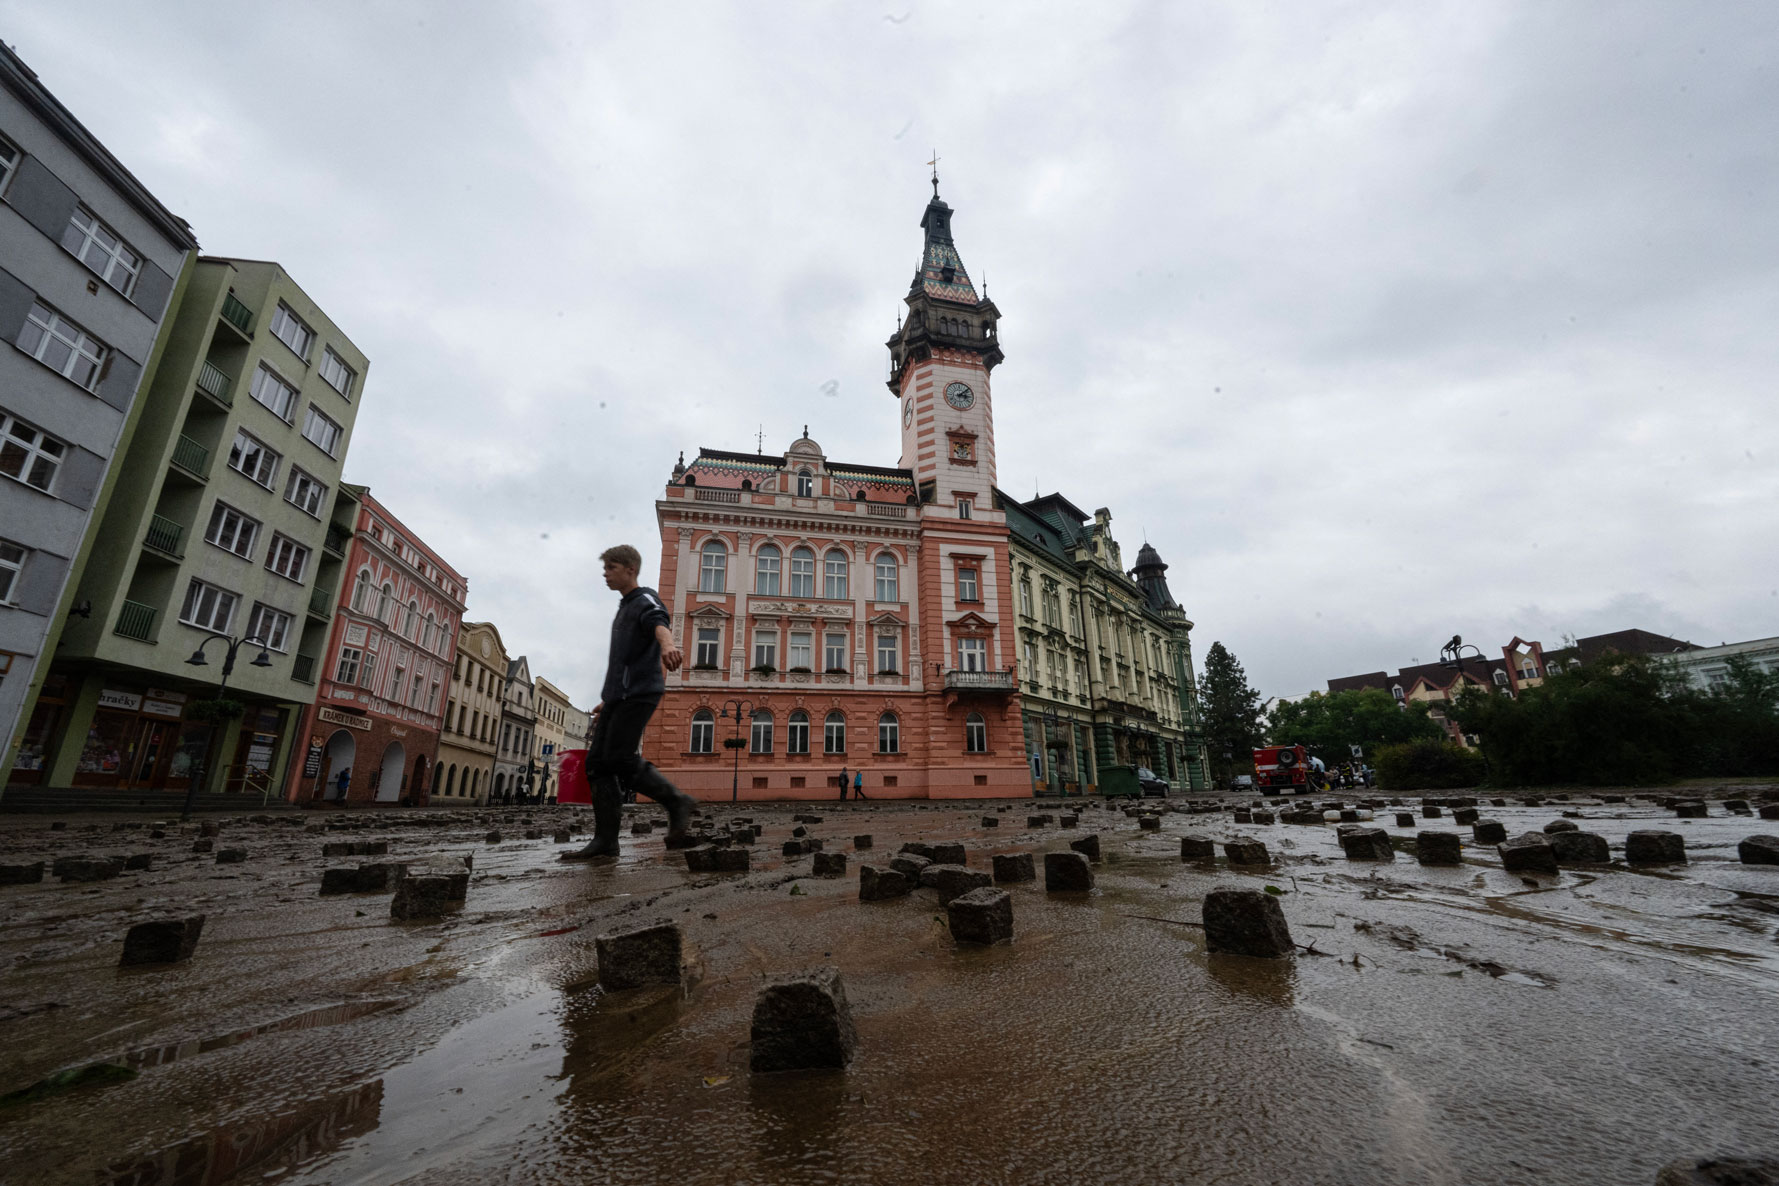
[{"xmin": 1252, "ymin": 744, "xmax": 1311, "ymax": 792}]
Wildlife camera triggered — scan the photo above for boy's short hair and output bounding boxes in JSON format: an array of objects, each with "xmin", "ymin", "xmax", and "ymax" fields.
[{"xmin": 600, "ymin": 544, "xmax": 642, "ymax": 572}]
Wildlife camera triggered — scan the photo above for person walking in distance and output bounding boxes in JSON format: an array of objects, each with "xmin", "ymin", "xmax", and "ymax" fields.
[
  {"xmin": 837, "ymin": 763, "xmax": 849, "ymax": 801},
  {"xmin": 853, "ymin": 769, "xmax": 865, "ymax": 801},
  {"xmin": 563, "ymin": 545, "xmax": 698, "ymax": 860}
]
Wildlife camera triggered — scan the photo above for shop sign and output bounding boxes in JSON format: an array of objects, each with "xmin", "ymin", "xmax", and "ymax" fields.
[
  {"xmin": 389, "ymin": 726, "xmax": 409, "ymax": 738},
  {"xmin": 318, "ymin": 707, "xmax": 372, "ymax": 731},
  {"xmin": 142, "ymin": 697, "xmax": 185, "ymax": 719},
  {"xmin": 346, "ymin": 623, "xmax": 367, "ymax": 646},
  {"xmin": 97, "ymin": 688, "xmax": 142, "ymax": 711},
  {"xmin": 146, "ymin": 688, "xmax": 188, "ymax": 704},
  {"xmin": 303, "ymin": 741, "xmax": 325, "ymax": 777}
]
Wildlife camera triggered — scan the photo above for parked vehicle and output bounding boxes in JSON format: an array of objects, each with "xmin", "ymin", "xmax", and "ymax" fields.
[
  {"xmin": 1252, "ymin": 744, "xmax": 1311, "ymax": 792},
  {"xmin": 1231, "ymin": 774, "xmax": 1255, "ymax": 792},
  {"xmin": 1135, "ymin": 766, "xmax": 1170, "ymax": 797}
]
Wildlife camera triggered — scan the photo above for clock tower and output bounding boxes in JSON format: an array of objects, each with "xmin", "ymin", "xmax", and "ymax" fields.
[{"xmin": 886, "ymin": 177, "xmax": 1003, "ymax": 511}]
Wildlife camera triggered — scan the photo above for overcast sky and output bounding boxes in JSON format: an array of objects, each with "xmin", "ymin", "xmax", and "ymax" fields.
[{"xmin": 9, "ymin": 1, "xmax": 1776, "ymax": 705}]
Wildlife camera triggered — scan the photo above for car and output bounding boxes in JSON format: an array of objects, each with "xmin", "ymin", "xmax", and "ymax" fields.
[
  {"xmin": 1231, "ymin": 774, "xmax": 1255, "ymax": 792},
  {"xmin": 1135, "ymin": 766, "xmax": 1170, "ymax": 797}
]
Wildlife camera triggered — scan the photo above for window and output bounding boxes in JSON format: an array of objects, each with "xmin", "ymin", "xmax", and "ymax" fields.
[
  {"xmin": 270, "ymin": 302, "xmax": 315, "ymax": 361},
  {"xmin": 755, "ymin": 544, "xmax": 781, "ymax": 594},
  {"xmin": 690, "ymin": 709, "xmax": 715, "ymax": 754},
  {"xmin": 377, "ymin": 583, "xmax": 392, "ymax": 622},
  {"xmin": 877, "ymin": 633, "xmax": 898, "ymax": 673},
  {"xmin": 227, "ymin": 429, "xmax": 280, "ymax": 488},
  {"xmin": 823, "ymin": 711, "xmax": 846, "ymax": 754},
  {"xmin": 266, "ymin": 534, "xmax": 310, "ymax": 582},
  {"xmin": 1018, "ymin": 577, "xmax": 1033, "ymax": 618},
  {"xmin": 699, "ymin": 540, "xmax": 727, "ymax": 592},
  {"xmin": 750, "ymin": 710, "xmax": 773, "ymax": 754},
  {"xmin": 796, "ymin": 469, "xmax": 814, "ymax": 497},
  {"xmin": 249, "ymin": 363, "xmax": 300, "ymax": 422},
  {"xmin": 0, "ymin": 414, "xmax": 67, "ymax": 492},
  {"xmin": 824, "ymin": 631, "xmax": 848, "ymax": 672},
  {"xmin": 823, "ymin": 549, "xmax": 848, "ymax": 599},
  {"xmin": 335, "ymin": 646, "xmax": 363, "ymax": 683},
  {"xmin": 0, "ymin": 539, "xmax": 25, "ymax": 604},
  {"xmin": 753, "ymin": 629, "xmax": 777, "ymax": 669},
  {"xmin": 180, "ymin": 578, "xmax": 238, "ymax": 633},
  {"xmin": 1391, "ymin": 685, "xmax": 1404, "ymax": 700},
  {"xmin": 966, "ymin": 711, "xmax": 987, "ymax": 753},
  {"xmin": 958, "ymin": 637, "xmax": 987, "ymax": 672},
  {"xmin": 61, "ymin": 208, "xmax": 142, "ymax": 296},
  {"xmin": 424, "ymin": 614, "xmax": 438, "ymax": 652},
  {"xmin": 302, "ymin": 406, "xmax": 343, "ymax": 457},
  {"xmin": 17, "ymin": 304, "xmax": 106, "ymax": 391},
  {"xmin": 1493, "ymin": 669, "xmax": 1510, "ymax": 687},
  {"xmin": 874, "ymin": 554, "xmax": 899, "ymax": 602},
  {"xmin": 404, "ymin": 601, "xmax": 419, "ymax": 637},
  {"xmin": 1068, "ymin": 596, "xmax": 1083, "ymax": 636},
  {"xmin": 958, "ymin": 566, "xmax": 979, "ymax": 602},
  {"xmin": 789, "ymin": 547, "xmax": 815, "ymax": 597},
  {"xmin": 352, "ymin": 570, "xmax": 373, "ymax": 613},
  {"xmin": 957, "ymin": 496, "xmax": 973, "ymax": 519},
  {"xmin": 694, "ymin": 625, "xmax": 721, "ymax": 668},
  {"xmin": 204, "ymin": 503, "xmax": 260, "ymax": 559},
  {"xmin": 878, "ymin": 712, "xmax": 899, "ymax": 754},
  {"xmin": 787, "ymin": 710, "xmax": 810, "ymax": 754},
  {"xmin": 0, "ymin": 138, "xmax": 16, "ymax": 193},
  {"xmin": 1521, "ymin": 664, "xmax": 1539, "ymax": 680},
  {"xmin": 284, "ymin": 467, "xmax": 327, "ymax": 517},
  {"xmin": 789, "ymin": 629, "xmax": 812, "ymax": 670},
  {"xmin": 319, "ymin": 348, "xmax": 355, "ymax": 398},
  {"xmin": 247, "ymin": 603, "xmax": 293, "ymax": 652},
  {"xmin": 1023, "ymin": 639, "xmax": 1038, "ymax": 679}
]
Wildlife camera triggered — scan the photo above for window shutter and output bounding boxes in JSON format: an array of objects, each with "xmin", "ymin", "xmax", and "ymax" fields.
[
  {"xmin": 94, "ymin": 350, "xmax": 141, "ymax": 412},
  {"xmin": 11, "ymin": 549, "xmax": 69, "ymax": 615},
  {"xmin": 130, "ymin": 259, "xmax": 175, "ymax": 320},
  {"xmin": 5, "ymin": 156, "xmax": 79, "ymax": 244},
  {"xmin": 53, "ymin": 446, "xmax": 104, "ymax": 510},
  {"xmin": 0, "ymin": 266, "xmax": 34, "ymax": 344}
]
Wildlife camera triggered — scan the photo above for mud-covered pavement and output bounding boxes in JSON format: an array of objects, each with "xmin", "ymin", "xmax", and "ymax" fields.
[{"xmin": 3, "ymin": 790, "xmax": 1777, "ymax": 1186}]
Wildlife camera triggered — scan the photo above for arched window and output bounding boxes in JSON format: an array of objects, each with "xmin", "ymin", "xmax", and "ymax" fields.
[
  {"xmin": 699, "ymin": 540, "xmax": 728, "ymax": 593},
  {"xmin": 823, "ymin": 711, "xmax": 846, "ymax": 754},
  {"xmin": 690, "ymin": 709, "xmax": 715, "ymax": 754},
  {"xmin": 789, "ymin": 546, "xmax": 816, "ymax": 598},
  {"xmin": 352, "ymin": 569, "xmax": 373, "ymax": 612},
  {"xmin": 445, "ymin": 765, "xmax": 457, "ymax": 796},
  {"xmin": 787, "ymin": 710, "xmax": 810, "ymax": 755},
  {"xmin": 1492, "ymin": 669, "xmax": 1510, "ymax": 687},
  {"xmin": 878, "ymin": 712, "xmax": 899, "ymax": 754},
  {"xmin": 750, "ymin": 710, "xmax": 773, "ymax": 754},
  {"xmin": 405, "ymin": 600, "xmax": 419, "ymax": 637},
  {"xmin": 740, "ymin": 479, "xmax": 752, "ymax": 491},
  {"xmin": 796, "ymin": 469, "xmax": 814, "ymax": 497},
  {"xmin": 755, "ymin": 544, "xmax": 781, "ymax": 595},
  {"xmin": 965, "ymin": 712, "xmax": 987, "ymax": 753},
  {"xmin": 855, "ymin": 489, "xmax": 867, "ymax": 501},
  {"xmin": 425, "ymin": 613, "xmax": 438, "ymax": 650},
  {"xmin": 874, "ymin": 553, "xmax": 899, "ymax": 602},
  {"xmin": 823, "ymin": 549, "xmax": 848, "ymax": 600}
]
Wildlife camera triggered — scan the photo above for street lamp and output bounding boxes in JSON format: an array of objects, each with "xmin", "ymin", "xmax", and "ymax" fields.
[
  {"xmin": 182, "ymin": 631, "xmax": 273, "ymax": 820},
  {"xmin": 717, "ymin": 697, "xmax": 755, "ymax": 803}
]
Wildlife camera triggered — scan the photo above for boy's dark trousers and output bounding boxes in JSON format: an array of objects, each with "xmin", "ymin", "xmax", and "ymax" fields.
[{"xmin": 580, "ymin": 694, "xmax": 693, "ymax": 852}]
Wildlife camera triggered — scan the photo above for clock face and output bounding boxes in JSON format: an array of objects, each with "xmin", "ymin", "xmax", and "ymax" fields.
[
  {"xmin": 903, "ymin": 400, "xmax": 914, "ymax": 428},
  {"xmin": 944, "ymin": 381, "xmax": 974, "ymax": 410}
]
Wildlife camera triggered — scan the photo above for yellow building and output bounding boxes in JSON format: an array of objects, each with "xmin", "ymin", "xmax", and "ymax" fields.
[
  {"xmin": 531, "ymin": 674, "xmax": 583, "ymax": 801},
  {"xmin": 436, "ymin": 620, "xmax": 505, "ymax": 803}
]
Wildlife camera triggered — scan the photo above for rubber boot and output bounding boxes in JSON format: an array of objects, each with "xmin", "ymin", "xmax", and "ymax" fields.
[
  {"xmin": 632, "ymin": 762, "xmax": 696, "ymax": 848},
  {"xmin": 560, "ymin": 775, "xmax": 622, "ymax": 861}
]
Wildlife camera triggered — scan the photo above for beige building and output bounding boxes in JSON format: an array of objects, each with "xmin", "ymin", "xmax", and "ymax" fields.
[
  {"xmin": 436, "ymin": 619, "xmax": 506, "ymax": 803},
  {"xmin": 532, "ymin": 674, "xmax": 575, "ymax": 800}
]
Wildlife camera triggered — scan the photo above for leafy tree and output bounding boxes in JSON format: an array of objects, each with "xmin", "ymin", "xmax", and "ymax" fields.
[
  {"xmin": 1199, "ymin": 642, "xmax": 1264, "ymax": 786},
  {"xmin": 1374, "ymin": 739, "xmax": 1487, "ymax": 790},
  {"xmin": 1266, "ymin": 688, "xmax": 1444, "ymax": 765}
]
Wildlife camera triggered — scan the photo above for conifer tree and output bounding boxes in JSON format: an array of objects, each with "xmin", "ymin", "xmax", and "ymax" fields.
[{"xmin": 1200, "ymin": 642, "xmax": 1264, "ymax": 787}]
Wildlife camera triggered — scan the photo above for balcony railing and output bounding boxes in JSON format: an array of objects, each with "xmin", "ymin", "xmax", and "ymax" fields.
[
  {"xmin": 693, "ymin": 487, "xmax": 741, "ymax": 503},
  {"xmin": 115, "ymin": 600, "xmax": 156, "ymax": 642},
  {"xmin": 292, "ymin": 654, "xmax": 316, "ymax": 683},
  {"xmin": 943, "ymin": 669, "xmax": 1016, "ymax": 692},
  {"xmin": 170, "ymin": 434, "xmax": 210, "ymax": 479},
  {"xmin": 220, "ymin": 292, "xmax": 254, "ymax": 334},
  {"xmin": 195, "ymin": 360, "xmax": 234, "ymax": 407},
  {"xmin": 865, "ymin": 503, "xmax": 909, "ymax": 518},
  {"xmin": 323, "ymin": 523, "xmax": 352, "ymax": 556},
  {"xmin": 143, "ymin": 514, "xmax": 183, "ymax": 557},
  {"xmin": 308, "ymin": 587, "xmax": 334, "ymax": 618}
]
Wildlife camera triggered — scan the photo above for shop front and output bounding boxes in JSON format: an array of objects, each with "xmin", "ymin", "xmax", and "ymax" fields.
[
  {"xmin": 9, "ymin": 671, "xmax": 68, "ymax": 785},
  {"xmin": 60, "ymin": 682, "xmax": 293, "ymax": 795}
]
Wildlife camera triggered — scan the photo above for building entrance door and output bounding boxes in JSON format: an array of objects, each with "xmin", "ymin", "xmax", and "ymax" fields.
[
  {"xmin": 124, "ymin": 719, "xmax": 175, "ymax": 789},
  {"xmin": 376, "ymin": 741, "xmax": 405, "ymax": 803}
]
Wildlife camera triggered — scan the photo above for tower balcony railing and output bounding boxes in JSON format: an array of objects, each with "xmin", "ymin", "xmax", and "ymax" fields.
[
  {"xmin": 692, "ymin": 487, "xmax": 741, "ymax": 504},
  {"xmin": 943, "ymin": 669, "xmax": 1016, "ymax": 692},
  {"xmin": 865, "ymin": 503, "xmax": 908, "ymax": 518}
]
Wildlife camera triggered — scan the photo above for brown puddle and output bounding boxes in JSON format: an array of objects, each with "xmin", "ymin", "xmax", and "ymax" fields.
[{"xmin": 120, "ymin": 999, "xmax": 404, "ymax": 1071}]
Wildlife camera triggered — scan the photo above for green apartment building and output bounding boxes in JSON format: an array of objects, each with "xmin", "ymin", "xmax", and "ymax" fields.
[
  {"xmin": 1003, "ymin": 491, "xmax": 1208, "ymax": 794},
  {"xmin": 8, "ymin": 258, "xmax": 367, "ymax": 801}
]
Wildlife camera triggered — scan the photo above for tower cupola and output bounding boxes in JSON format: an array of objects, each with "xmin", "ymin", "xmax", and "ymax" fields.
[{"xmin": 886, "ymin": 180, "xmax": 1003, "ymax": 394}]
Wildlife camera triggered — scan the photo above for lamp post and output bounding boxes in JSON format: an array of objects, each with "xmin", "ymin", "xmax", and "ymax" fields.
[
  {"xmin": 717, "ymin": 697, "xmax": 754, "ymax": 803},
  {"xmin": 1439, "ymin": 633, "xmax": 1489, "ymax": 750},
  {"xmin": 182, "ymin": 632, "xmax": 273, "ymax": 821}
]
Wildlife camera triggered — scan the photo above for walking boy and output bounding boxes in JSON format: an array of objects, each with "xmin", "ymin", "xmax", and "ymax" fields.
[{"xmin": 562, "ymin": 545, "xmax": 697, "ymax": 859}]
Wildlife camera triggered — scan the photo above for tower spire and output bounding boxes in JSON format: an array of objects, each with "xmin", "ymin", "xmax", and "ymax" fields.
[{"xmin": 928, "ymin": 150, "xmax": 940, "ymax": 198}]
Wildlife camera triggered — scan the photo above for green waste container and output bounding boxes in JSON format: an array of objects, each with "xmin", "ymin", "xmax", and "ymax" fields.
[{"xmin": 1099, "ymin": 765, "xmax": 1141, "ymax": 799}]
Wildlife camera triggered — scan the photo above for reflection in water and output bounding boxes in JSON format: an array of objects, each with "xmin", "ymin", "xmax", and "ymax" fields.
[
  {"xmin": 558, "ymin": 984, "xmax": 685, "ymax": 1086},
  {"xmin": 747, "ymin": 1069, "xmax": 846, "ymax": 1171},
  {"xmin": 1205, "ymin": 951, "xmax": 1298, "ymax": 1007},
  {"xmin": 121, "ymin": 1000, "xmax": 402, "ymax": 1071},
  {"xmin": 100, "ymin": 1079, "xmax": 382, "ymax": 1186}
]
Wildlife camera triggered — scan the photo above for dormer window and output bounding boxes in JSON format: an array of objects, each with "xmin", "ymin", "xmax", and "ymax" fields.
[
  {"xmin": 1391, "ymin": 685, "xmax": 1404, "ymax": 700},
  {"xmin": 796, "ymin": 469, "xmax": 813, "ymax": 497},
  {"xmin": 941, "ymin": 266, "xmax": 955, "ymax": 283}
]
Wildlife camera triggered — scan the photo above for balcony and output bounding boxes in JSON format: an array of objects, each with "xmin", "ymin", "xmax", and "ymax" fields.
[
  {"xmin": 943, "ymin": 669, "xmax": 1016, "ymax": 693},
  {"xmin": 220, "ymin": 291, "xmax": 255, "ymax": 337},
  {"xmin": 692, "ymin": 487, "xmax": 741, "ymax": 504},
  {"xmin": 292, "ymin": 653, "xmax": 316, "ymax": 683},
  {"xmin": 170, "ymin": 434, "xmax": 210, "ymax": 481},
  {"xmin": 142, "ymin": 514, "xmax": 184, "ymax": 559},
  {"xmin": 194, "ymin": 360, "xmax": 234, "ymax": 409},
  {"xmin": 865, "ymin": 503, "xmax": 909, "ymax": 518},
  {"xmin": 115, "ymin": 600, "xmax": 156, "ymax": 642},
  {"xmin": 308, "ymin": 586, "xmax": 335, "ymax": 620},
  {"xmin": 323, "ymin": 523, "xmax": 352, "ymax": 557}
]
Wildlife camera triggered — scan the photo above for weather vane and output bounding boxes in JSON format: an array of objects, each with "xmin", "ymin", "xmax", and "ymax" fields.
[
  {"xmin": 756, "ymin": 424, "xmax": 765, "ymax": 451},
  {"xmin": 928, "ymin": 150, "xmax": 940, "ymax": 197}
]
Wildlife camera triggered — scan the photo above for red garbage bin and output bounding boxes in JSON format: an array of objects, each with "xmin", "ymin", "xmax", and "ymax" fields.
[{"xmin": 556, "ymin": 748, "xmax": 590, "ymax": 805}]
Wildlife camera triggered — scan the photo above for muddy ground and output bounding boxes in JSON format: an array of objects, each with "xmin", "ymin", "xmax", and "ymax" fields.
[{"xmin": 2, "ymin": 787, "xmax": 1777, "ymax": 1186}]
